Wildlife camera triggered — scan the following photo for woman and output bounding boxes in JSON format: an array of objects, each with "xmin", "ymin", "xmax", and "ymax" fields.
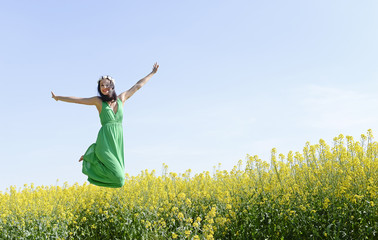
[{"xmin": 51, "ymin": 63, "xmax": 159, "ymax": 188}]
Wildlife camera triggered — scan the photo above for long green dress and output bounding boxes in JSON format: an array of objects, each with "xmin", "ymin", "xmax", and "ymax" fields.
[{"xmin": 82, "ymin": 98, "xmax": 125, "ymax": 188}]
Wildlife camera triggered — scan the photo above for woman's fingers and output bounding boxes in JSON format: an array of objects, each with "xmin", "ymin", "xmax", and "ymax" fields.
[
  {"xmin": 51, "ymin": 91, "xmax": 57, "ymax": 101},
  {"xmin": 152, "ymin": 62, "xmax": 159, "ymax": 73}
]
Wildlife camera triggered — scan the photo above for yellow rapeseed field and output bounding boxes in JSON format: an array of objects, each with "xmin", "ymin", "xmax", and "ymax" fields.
[{"xmin": 0, "ymin": 131, "xmax": 377, "ymax": 239}]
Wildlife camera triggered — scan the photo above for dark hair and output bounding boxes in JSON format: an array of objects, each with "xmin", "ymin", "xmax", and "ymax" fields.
[{"xmin": 97, "ymin": 80, "xmax": 117, "ymax": 102}]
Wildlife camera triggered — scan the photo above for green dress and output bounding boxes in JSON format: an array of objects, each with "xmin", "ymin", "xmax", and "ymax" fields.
[{"xmin": 82, "ymin": 98, "xmax": 125, "ymax": 188}]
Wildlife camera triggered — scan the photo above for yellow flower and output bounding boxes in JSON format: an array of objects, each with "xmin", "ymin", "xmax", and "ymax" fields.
[
  {"xmin": 172, "ymin": 233, "xmax": 178, "ymax": 239},
  {"xmin": 206, "ymin": 234, "xmax": 214, "ymax": 240},
  {"xmin": 178, "ymin": 192, "xmax": 186, "ymax": 200},
  {"xmin": 177, "ymin": 212, "xmax": 184, "ymax": 221},
  {"xmin": 323, "ymin": 197, "xmax": 331, "ymax": 209},
  {"xmin": 145, "ymin": 221, "xmax": 151, "ymax": 228}
]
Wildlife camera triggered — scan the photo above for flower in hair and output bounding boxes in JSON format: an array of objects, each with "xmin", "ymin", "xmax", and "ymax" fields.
[{"xmin": 98, "ymin": 75, "xmax": 115, "ymax": 84}]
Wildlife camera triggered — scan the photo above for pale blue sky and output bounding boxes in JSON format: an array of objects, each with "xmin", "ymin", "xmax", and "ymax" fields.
[{"xmin": 1, "ymin": 0, "xmax": 378, "ymax": 191}]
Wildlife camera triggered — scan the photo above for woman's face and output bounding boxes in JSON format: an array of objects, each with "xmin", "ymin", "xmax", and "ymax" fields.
[{"xmin": 100, "ymin": 79, "xmax": 112, "ymax": 95}]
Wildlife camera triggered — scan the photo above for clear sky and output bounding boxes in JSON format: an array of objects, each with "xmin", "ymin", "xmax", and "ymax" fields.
[{"xmin": 1, "ymin": 0, "xmax": 378, "ymax": 191}]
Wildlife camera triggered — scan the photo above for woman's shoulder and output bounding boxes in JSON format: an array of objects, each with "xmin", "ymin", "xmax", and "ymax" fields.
[
  {"xmin": 91, "ymin": 96, "xmax": 103, "ymax": 104},
  {"xmin": 117, "ymin": 97, "xmax": 124, "ymax": 106}
]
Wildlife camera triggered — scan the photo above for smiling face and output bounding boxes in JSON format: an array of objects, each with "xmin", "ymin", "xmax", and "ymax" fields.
[
  {"xmin": 97, "ymin": 76, "xmax": 117, "ymax": 102},
  {"xmin": 99, "ymin": 79, "xmax": 112, "ymax": 96}
]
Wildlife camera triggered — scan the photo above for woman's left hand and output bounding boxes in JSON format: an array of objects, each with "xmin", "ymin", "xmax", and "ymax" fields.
[{"xmin": 151, "ymin": 62, "xmax": 159, "ymax": 74}]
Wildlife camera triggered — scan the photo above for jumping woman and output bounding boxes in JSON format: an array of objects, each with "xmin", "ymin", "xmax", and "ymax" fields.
[{"xmin": 51, "ymin": 63, "xmax": 159, "ymax": 188}]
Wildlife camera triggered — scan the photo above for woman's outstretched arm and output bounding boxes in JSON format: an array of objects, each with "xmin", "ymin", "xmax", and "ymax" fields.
[
  {"xmin": 51, "ymin": 92, "xmax": 102, "ymax": 112},
  {"xmin": 118, "ymin": 63, "xmax": 159, "ymax": 104}
]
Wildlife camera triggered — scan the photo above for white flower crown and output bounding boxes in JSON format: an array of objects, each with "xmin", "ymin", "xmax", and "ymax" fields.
[{"xmin": 98, "ymin": 75, "xmax": 115, "ymax": 84}]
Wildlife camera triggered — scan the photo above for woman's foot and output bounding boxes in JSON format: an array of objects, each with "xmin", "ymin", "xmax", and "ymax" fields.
[{"xmin": 79, "ymin": 155, "xmax": 84, "ymax": 162}]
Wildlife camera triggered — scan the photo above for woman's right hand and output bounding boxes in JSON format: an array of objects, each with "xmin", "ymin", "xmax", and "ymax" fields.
[{"xmin": 51, "ymin": 91, "xmax": 58, "ymax": 101}]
